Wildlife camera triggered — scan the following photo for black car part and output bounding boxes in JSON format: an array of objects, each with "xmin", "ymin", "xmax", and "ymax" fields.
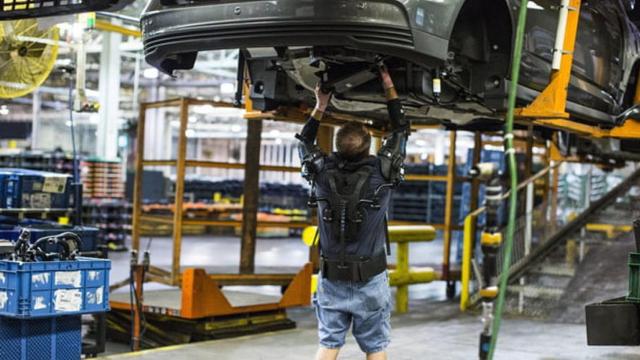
[
  {"xmin": 10, "ymin": 229, "xmax": 100, "ymax": 262},
  {"xmin": 0, "ymin": 0, "xmax": 133, "ymax": 20}
]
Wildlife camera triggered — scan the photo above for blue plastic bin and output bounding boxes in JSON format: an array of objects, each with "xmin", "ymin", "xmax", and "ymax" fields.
[
  {"xmin": 0, "ymin": 171, "xmax": 10, "ymax": 210},
  {"xmin": 0, "ymin": 168, "xmax": 72, "ymax": 209},
  {"xmin": 0, "ymin": 315, "xmax": 81, "ymax": 360},
  {"xmin": 0, "ymin": 257, "xmax": 110, "ymax": 318}
]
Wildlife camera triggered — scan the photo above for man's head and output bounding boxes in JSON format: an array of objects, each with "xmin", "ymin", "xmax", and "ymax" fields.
[{"xmin": 336, "ymin": 122, "xmax": 372, "ymax": 161}]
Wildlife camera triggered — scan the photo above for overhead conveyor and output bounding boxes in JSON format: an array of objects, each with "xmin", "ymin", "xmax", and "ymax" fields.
[
  {"xmin": 515, "ymin": 0, "xmax": 640, "ymax": 140},
  {"xmin": 461, "ymin": 0, "xmax": 640, "ymax": 357}
]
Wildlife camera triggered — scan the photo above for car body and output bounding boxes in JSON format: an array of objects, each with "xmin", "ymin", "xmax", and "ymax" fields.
[{"xmin": 141, "ymin": 0, "xmax": 640, "ymax": 138}]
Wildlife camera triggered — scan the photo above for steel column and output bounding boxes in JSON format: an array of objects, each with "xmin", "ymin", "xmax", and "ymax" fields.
[
  {"xmin": 96, "ymin": 25, "xmax": 122, "ymax": 159},
  {"xmin": 240, "ymin": 120, "xmax": 263, "ymax": 274},
  {"xmin": 31, "ymin": 90, "xmax": 41, "ymax": 149}
]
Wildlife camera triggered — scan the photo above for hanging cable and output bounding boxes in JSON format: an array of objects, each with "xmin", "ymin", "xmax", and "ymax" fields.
[{"xmin": 487, "ymin": 0, "xmax": 529, "ymax": 358}]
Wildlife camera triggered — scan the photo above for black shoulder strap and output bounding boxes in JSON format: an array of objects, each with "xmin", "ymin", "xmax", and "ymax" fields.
[{"xmin": 384, "ymin": 214, "xmax": 391, "ymax": 256}]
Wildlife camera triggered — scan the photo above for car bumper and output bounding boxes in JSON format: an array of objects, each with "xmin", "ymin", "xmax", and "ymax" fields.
[{"xmin": 142, "ymin": 0, "xmax": 441, "ymax": 74}]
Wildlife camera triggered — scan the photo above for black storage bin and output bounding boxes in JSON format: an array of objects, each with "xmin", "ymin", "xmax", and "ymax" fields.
[{"xmin": 586, "ymin": 297, "xmax": 640, "ymax": 346}]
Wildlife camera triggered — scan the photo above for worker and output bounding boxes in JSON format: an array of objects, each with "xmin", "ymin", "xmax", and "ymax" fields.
[{"xmin": 297, "ymin": 63, "xmax": 410, "ymax": 360}]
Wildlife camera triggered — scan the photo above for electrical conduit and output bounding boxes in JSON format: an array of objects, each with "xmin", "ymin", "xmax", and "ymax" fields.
[{"xmin": 488, "ymin": 0, "xmax": 529, "ymax": 358}]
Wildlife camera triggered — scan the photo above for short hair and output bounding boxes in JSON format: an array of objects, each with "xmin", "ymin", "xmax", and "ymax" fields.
[{"xmin": 335, "ymin": 122, "xmax": 372, "ymax": 161}]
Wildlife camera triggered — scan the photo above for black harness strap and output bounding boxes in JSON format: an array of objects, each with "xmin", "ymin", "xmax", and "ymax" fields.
[{"xmin": 384, "ymin": 214, "xmax": 391, "ymax": 256}]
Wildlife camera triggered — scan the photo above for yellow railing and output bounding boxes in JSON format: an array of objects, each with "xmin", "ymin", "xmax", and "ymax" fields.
[{"xmin": 459, "ymin": 163, "xmax": 560, "ymax": 311}]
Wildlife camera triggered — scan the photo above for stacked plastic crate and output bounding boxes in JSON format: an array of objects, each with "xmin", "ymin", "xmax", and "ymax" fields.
[
  {"xmin": 0, "ymin": 256, "xmax": 110, "ymax": 360},
  {"xmin": 81, "ymin": 158, "xmax": 124, "ymax": 200},
  {"xmin": 0, "ymin": 168, "xmax": 72, "ymax": 210},
  {"xmin": 83, "ymin": 200, "xmax": 131, "ymax": 252},
  {"xmin": 81, "ymin": 159, "xmax": 131, "ymax": 251}
]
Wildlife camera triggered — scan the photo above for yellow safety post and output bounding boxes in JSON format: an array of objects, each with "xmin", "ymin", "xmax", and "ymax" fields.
[
  {"xmin": 460, "ymin": 214, "xmax": 475, "ymax": 311},
  {"xmin": 302, "ymin": 225, "xmax": 438, "ymax": 313}
]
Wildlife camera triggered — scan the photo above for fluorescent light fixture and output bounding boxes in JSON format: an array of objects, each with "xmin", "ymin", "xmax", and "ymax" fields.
[
  {"xmin": 220, "ymin": 83, "xmax": 236, "ymax": 94},
  {"xmin": 193, "ymin": 104, "xmax": 215, "ymax": 114},
  {"xmin": 528, "ymin": 1, "xmax": 544, "ymax": 10},
  {"xmin": 143, "ymin": 68, "xmax": 160, "ymax": 79},
  {"xmin": 192, "ymin": 105, "xmax": 245, "ymax": 117}
]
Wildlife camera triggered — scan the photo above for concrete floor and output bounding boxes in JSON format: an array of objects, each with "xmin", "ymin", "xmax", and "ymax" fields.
[{"xmin": 101, "ymin": 235, "xmax": 640, "ymax": 359}]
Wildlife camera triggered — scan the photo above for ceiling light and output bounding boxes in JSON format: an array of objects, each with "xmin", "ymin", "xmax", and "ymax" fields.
[
  {"xmin": 220, "ymin": 83, "xmax": 236, "ymax": 94},
  {"xmin": 527, "ymin": 1, "xmax": 544, "ymax": 10},
  {"xmin": 193, "ymin": 105, "xmax": 215, "ymax": 114},
  {"xmin": 143, "ymin": 68, "xmax": 159, "ymax": 79}
]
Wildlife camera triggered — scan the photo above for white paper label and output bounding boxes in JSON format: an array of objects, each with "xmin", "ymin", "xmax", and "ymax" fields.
[
  {"xmin": 53, "ymin": 289, "xmax": 82, "ymax": 312},
  {"xmin": 0, "ymin": 291, "xmax": 7, "ymax": 310},
  {"xmin": 0, "ymin": 272, "xmax": 5, "ymax": 285},
  {"xmin": 55, "ymin": 271, "xmax": 82, "ymax": 287},
  {"xmin": 96, "ymin": 287, "xmax": 103, "ymax": 305},
  {"xmin": 42, "ymin": 175, "xmax": 67, "ymax": 193},
  {"xmin": 32, "ymin": 272, "xmax": 50, "ymax": 285},
  {"xmin": 29, "ymin": 193, "xmax": 52, "ymax": 208},
  {"xmin": 33, "ymin": 296, "xmax": 47, "ymax": 310},
  {"xmin": 87, "ymin": 287, "xmax": 104, "ymax": 305},
  {"xmin": 88, "ymin": 271, "xmax": 100, "ymax": 281}
]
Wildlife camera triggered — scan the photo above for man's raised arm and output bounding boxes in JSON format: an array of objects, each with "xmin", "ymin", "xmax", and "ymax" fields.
[
  {"xmin": 296, "ymin": 84, "xmax": 332, "ymax": 182},
  {"xmin": 377, "ymin": 64, "xmax": 410, "ymax": 185}
]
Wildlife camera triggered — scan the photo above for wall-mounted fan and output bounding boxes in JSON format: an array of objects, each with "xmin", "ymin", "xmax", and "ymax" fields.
[{"xmin": 0, "ymin": 19, "xmax": 58, "ymax": 99}]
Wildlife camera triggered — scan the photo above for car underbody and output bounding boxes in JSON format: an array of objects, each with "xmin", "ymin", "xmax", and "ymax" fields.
[{"xmin": 141, "ymin": 0, "xmax": 640, "ymax": 163}]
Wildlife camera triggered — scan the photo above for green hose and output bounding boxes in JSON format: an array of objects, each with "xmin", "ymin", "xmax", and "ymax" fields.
[{"xmin": 487, "ymin": 1, "xmax": 529, "ymax": 359}]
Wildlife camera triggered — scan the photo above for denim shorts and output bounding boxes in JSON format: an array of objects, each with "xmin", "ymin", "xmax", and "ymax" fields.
[{"xmin": 313, "ymin": 270, "xmax": 391, "ymax": 353}]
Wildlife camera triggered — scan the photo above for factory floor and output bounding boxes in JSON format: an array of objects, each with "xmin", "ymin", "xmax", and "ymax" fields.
[{"xmin": 101, "ymin": 235, "xmax": 640, "ymax": 359}]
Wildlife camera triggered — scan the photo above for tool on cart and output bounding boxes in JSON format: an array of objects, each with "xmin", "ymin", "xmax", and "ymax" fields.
[
  {"xmin": 129, "ymin": 249, "xmax": 150, "ymax": 352},
  {"xmin": 10, "ymin": 228, "xmax": 103, "ymax": 262},
  {"xmin": 469, "ymin": 162, "xmax": 503, "ymax": 360}
]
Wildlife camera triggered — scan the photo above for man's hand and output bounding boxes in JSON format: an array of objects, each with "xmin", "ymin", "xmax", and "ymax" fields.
[
  {"xmin": 315, "ymin": 83, "xmax": 332, "ymax": 112},
  {"xmin": 378, "ymin": 63, "xmax": 398, "ymax": 100},
  {"xmin": 312, "ymin": 83, "xmax": 332, "ymax": 120}
]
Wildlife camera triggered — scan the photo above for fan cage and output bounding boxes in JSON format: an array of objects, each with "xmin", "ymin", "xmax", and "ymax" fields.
[{"xmin": 0, "ymin": 0, "xmax": 122, "ymax": 19}]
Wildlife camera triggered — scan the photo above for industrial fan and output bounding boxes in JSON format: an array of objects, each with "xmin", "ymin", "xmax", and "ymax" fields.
[{"xmin": 0, "ymin": 19, "xmax": 58, "ymax": 99}]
